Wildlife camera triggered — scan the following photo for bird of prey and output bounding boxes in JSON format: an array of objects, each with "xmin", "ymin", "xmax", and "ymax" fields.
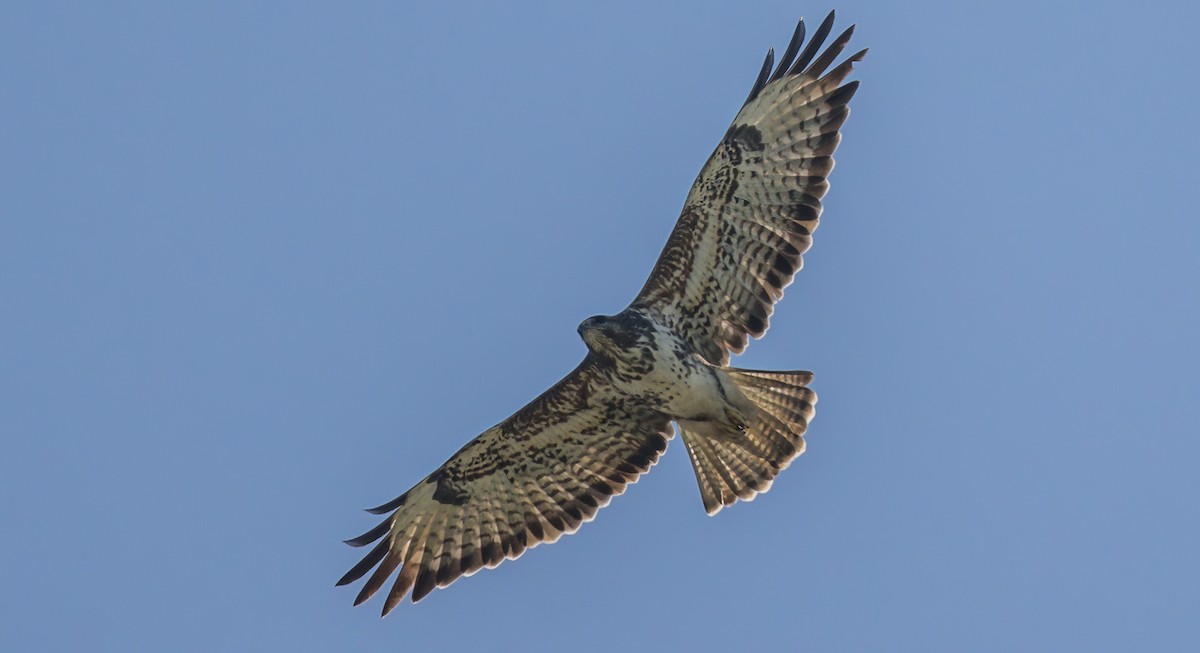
[{"xmin": 338, "ymin": 10, "xmax": 865, "ymax": 615}]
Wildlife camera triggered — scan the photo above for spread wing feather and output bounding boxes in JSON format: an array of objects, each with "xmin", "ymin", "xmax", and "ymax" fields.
[
  {"xmin": 337, "ymin": 354, "xmax": 673, "ymax": 615},
  {"xmin": 633, "ymin": 11, "xmax": 866, "ymax": 365}
]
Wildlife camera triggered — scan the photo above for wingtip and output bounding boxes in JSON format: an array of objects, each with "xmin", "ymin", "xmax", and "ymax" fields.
[
  {"xmin": 770, "ymin": 15, "xmax": 808, "ymax": 84},
  {"xmin": 743, "ymin": 47, "xmax": 777, "ymax": 106},
  {"xmin": 382, "ymin": 593, "xmax": 404, "ymax": 617},
  {"xmin": 343, "ymin": 518, "xmax": 392, "ymax": 548},
  {"xmin": 353, "ymin": 586, "xmax": 375, "ymax": 607},
  {"xmin": 703, "ymin": 499, "xmax": 724, "ymax": 516},
  {"xmin": 364, "ymin": 490, "xmax": 410, "ymax": 514},
  {"xmin": 815, "ymin": 10, "xmax": 836, "ymax": 37}
]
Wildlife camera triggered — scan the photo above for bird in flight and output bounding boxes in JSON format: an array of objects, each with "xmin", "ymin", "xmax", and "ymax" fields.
[{"xmin": 339, "ymin": 10, "xmax": 865, "ymax": 615}]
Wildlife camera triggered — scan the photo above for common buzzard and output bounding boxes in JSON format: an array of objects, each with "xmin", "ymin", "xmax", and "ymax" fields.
[{"xmin": 339, "ymin": 10, "xmax": 865, "ymax": 615}]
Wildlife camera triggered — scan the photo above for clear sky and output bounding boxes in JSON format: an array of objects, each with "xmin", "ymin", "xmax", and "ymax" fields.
[{"xmin": 3, "ymin": 1, "xmax": 1198, "ymax": 650}]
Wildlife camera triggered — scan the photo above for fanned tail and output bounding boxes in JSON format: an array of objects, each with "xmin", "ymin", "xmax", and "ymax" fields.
[{"xmin": 679, "ymin": 369, "xmax": 817, "ymax": 515}]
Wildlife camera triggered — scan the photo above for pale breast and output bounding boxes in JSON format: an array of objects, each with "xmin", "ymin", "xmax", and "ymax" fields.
[{"xmin": 637, "ymin": 323, "xmax": 729, "ymax": 423}]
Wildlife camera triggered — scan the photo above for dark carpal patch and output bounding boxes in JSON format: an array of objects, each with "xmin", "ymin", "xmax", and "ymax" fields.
[
  {"xmin": 428, "ymin": 467, "xmax": 470, "ymax": 506},
  {"xmin": 723, "ymin": 124, "xmax": 765, "ymax": 163}
]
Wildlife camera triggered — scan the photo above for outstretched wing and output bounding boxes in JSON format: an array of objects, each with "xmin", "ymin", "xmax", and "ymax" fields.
[
  {"xmin": 632, "ymin": 11, "xmax": 866, "ymax": 365},
  {"xmin": 337, "ymin": 354, "xmax": 672, "ymax": 615}
]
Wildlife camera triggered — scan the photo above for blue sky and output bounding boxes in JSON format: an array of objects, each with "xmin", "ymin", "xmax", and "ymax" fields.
[{"xmin": 3, "ymin": 1, "xmax": 1199, "ymax": 650}]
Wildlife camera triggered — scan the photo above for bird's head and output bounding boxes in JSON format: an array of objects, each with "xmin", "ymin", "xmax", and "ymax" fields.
[
  {"xmin": 577, "ymin": 312, "xmax": 649, "ymax": 359},
  {"xmin": 578, "ymin": 312, "xmax": 633, "ymax": 357},
  {"xmin": 577, "ymin": 314, "xmax": 614, "ymax": 353}
]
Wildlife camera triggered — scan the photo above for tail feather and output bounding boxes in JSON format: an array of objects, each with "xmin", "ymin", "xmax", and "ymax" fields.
[{"xmin": 679, "ymin": 369, "xmax": 817, "ymax": 515}]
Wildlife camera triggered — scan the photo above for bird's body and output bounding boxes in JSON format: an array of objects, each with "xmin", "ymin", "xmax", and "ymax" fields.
[
  {"xmin": 579, "ymin": 310, "xmax": 748, "ymax": 428},
  {"xmin": 339, "ymin": 10, "xmax": 866, "ymax": 614}
]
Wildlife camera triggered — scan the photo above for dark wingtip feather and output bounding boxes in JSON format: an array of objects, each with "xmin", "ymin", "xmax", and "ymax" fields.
[
  {"xmin": 816, "ymin": 47, "xmax": 868, "ymax": 91},
  {"xmin": 826, "ymin": 80, "xmax": 861, "ymax": 107},
  {"xmin": 355, "ymin": 552, "xmax": 402, "ymax": 607},
  {"xmin": 804, "ymin": 25, "xmax": 855, "ymax": 80},
  {"xmin": 381, "ymin": 602, "xmax": 396, "ymax": 618},
  {"xmin": 343, "ymin": 518, "xmax": 391, "ymax": 548},
  {"xmin": 768, "ymin": 17, "xmax": 806, "ymax": 83},
  {"xmin": 787, "ymin": 10, "xmax": 836, "ymax": 76},
  {"xmin": 743, "ymin": 11, "xmax": 865, "ymax": 108},
  {"xmin": 382, "ymin": 591, "xmax": 404, "ymax": 617},
  {"xmin": 743, "ymin": 48, "xmax": 775, "ymax": 106},
  {"xmin": 412, "ymin": 566, "xmax": 439, "ymax": 603},
  {"xmin": 337, "ymin": 538, "xmax": 390, "ymax": 587},
  {"xmin": 365, "ymin": 491, "xmax": 407, "ymax": 515},
  {"xmin": 383, "ymin": 564, "xmax": 419, "ymax": 616}
]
